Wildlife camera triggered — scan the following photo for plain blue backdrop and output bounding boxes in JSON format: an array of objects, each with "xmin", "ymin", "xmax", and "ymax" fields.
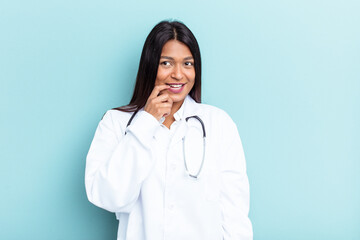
[{"xmin": 1, "ymin": 0, "xmax": 359, "ymax": 239}]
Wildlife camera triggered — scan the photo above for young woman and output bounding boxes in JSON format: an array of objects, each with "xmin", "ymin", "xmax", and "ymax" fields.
[{"xmin": 85, "ymin": 20, "xmax": 253, "ymax": 240}]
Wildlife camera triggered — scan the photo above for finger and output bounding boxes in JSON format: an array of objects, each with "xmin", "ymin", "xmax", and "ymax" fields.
[
  {"xmin": 167, "ymin": 96, "xmax": 173, "ymax": 104},
  {"xmin": 156, "ymin": 102, "xmax": 173, "ymax": 109},
  {"xmin": 154, "ymin": 93, "xmax": 171, "ymax": 103},
  {"xmin": 149, "ymin": 85, "xmax": 170, "ymax": 99},
  {"xmin": 158, "ymin": 87, "xmax": 170, "ymax": 96},
  {"xmin": 160, "ymin": 107, "xmax": 172, "ymax": 118}
]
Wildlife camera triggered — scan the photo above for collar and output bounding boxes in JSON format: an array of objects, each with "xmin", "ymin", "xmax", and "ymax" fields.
[
  {"xmin": 154, "ymin": 95, "xmax": 203, "ymax": 142},
  {"xmin": 173, "ymin": 96, "xmax": 186, "ymax": 122},
  {"xmin": 182, "ymin": 95, "xmax": 203, "ymax": 119},
  {"xmin": 160, "ymin": 95, "xmax": 200, "ymax": 123}
]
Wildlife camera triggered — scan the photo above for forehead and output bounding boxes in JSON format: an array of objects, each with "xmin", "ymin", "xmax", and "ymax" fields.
[{"xmin": 161, "ymin": 40, "xmax": 193, "ymax": 58}]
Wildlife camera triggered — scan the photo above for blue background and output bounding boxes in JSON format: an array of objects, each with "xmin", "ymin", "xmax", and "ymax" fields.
[{"xmin": 1, "ymin": 0, "xmax": 359, "ymax": 239}]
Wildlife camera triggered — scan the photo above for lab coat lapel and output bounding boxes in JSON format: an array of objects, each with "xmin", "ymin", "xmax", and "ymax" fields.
[
  {"xmin": 169, "ymin": 96, "xmax": 203, "ymax": 147},
  {"xmin": 169, "ymin": 120, "xmax": 187, "ymax": 147}
]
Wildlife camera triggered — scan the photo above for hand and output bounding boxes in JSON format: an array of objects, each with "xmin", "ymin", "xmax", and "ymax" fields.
[{"xmin": 144, "ymin": 85, "xmax": 173, "ymax": 121}]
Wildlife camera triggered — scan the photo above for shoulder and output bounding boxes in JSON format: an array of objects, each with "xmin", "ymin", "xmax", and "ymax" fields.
[
  {"xmin": 99, "ymin": 109, "xmax": 135, "ymax": 134},
  {"xmin": 102, "ymin": 109, "xmax": 133, "ymax": 122},
  {"xmin": 197, "ymin": 102, "xmax": 235, "ymax": 125},
  {"xmin": 191, "ymin": 102, "xmax": 239, "ymax": 141}
]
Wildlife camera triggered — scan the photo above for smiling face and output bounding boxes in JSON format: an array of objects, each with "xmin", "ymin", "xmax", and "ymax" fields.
[{"xmin": 155, "ymin": 40, "xmax": 195, "ymax": 109}]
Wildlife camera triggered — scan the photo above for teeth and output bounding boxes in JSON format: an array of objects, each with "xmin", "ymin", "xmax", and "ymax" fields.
[{"xmin": 169, "ymin": 84, "xmax": 183, "ymax": 88}]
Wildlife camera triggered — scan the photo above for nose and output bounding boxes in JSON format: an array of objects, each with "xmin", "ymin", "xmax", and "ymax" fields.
[{"xmin": 171, "ymin": 64, "xmax": 183, "ymax": 80}]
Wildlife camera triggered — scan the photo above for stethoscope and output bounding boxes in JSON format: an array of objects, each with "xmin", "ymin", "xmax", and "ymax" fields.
[{"xmin": 125, "ymin": 110, "xmax": 206, "ymax": 179}]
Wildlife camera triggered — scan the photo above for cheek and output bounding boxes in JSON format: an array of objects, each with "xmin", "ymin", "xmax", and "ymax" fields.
[
  {"xmin": 186, "ymin": 75, "xmax": 195, "ymax": 91},
  {"xmin": 186, "ymin": 70, "xmax": 196, "ymax": 83},
  {"xmin": 155, "ymin": 69, "xmax": 169, "ymax": 84}
]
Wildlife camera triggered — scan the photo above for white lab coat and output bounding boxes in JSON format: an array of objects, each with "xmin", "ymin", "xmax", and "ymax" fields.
[{"xmin": 85, "ymin": 95, "xmax": 253, "ymax": 240}]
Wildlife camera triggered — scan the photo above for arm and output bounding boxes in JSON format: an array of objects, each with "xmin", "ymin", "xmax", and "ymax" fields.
[
  {"xmin": 85, "ymin": 110, "xmax": 159, "ymax": 213},
  {"xmin": 221, "ymin": 119, "xmax": 253, "ymax": 239},
  {"xmin": 85, "ymin": 85, "xmax": 172, "ymax": 213}
]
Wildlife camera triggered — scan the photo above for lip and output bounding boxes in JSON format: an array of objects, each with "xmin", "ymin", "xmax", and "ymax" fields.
[{"xmin": 166, "ymin": 83, "xmax": 186, "ymax": 94}]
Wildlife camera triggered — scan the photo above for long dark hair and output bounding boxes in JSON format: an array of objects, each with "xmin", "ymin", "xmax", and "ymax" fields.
[{"xmin": 116, "ymin": 20, "xmax": 201, "ymax": 112}]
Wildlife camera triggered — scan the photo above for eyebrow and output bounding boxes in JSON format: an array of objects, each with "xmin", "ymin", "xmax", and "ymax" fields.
[{"xmin": 160, "ymin": 56, "xmax": 194, "ymax": 60}]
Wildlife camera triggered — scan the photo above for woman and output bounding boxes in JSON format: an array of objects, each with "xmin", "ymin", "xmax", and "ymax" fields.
[{"xmin": 85, "ymin": 20, "xmax": 253, "ymax": 240}]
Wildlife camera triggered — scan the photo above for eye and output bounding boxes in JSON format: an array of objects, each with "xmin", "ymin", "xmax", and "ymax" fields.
[
  {"xmin": 184, "ymin": 62, "xmax": 194, "ymax": 67},
  {"xmin": 160, "ymin": 61, "xmax": 171, "ymax": 66}
]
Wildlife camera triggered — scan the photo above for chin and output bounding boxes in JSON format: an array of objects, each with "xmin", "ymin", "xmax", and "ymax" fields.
[{"xmin": 170, "ymin": 94, "xmax": 187, "ymax": 103}]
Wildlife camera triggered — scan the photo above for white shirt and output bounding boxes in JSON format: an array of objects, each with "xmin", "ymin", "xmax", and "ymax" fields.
[{"xmin": 85, "ymin": 96, "xmax": 253, "ymax": 240}]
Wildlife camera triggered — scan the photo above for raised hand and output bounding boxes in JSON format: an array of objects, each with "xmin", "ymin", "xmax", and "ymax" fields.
[{"xmin": 144, "ymin": 85, "xmax": 173, "ymax": 121}]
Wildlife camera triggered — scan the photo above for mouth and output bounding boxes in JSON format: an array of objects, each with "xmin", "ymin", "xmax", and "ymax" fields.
[
  {"xmin": 166, "ymin": 83, "xmax": 185, "ymax": 88},
  {"xmin": 166, "ymin": 83, "xmax": 186, "ymax": 93}
]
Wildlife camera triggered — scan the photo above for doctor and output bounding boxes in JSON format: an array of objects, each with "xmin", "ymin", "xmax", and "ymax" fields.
[{"xmin": 85, "ymin": 20, "xmax": 253, "ymax": 240}]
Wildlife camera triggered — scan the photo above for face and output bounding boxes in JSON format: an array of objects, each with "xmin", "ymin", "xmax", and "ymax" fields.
[{"xmin": 155, "ymin": 40, "xmax": 195, "ymax": 106}]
